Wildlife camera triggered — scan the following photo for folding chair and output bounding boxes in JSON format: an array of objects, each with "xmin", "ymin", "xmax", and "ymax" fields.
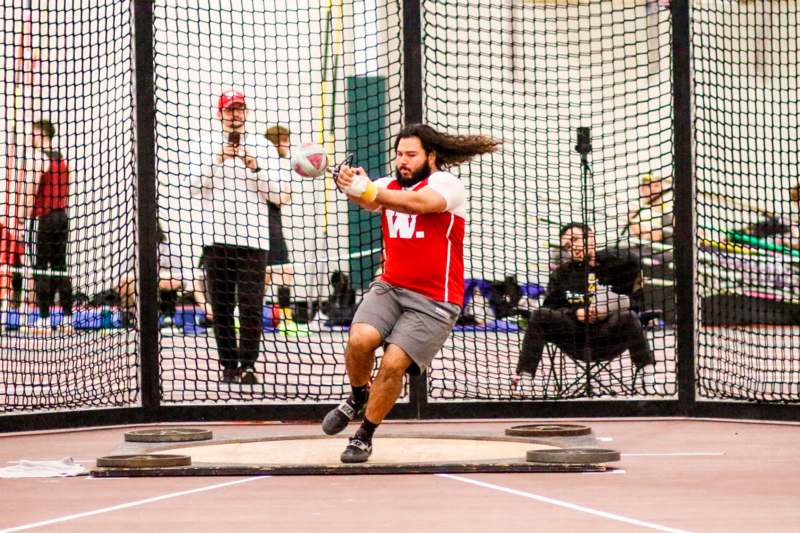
[{"xmin": 540, "ymin": 343, "xmax": 639, "ymax": 398}]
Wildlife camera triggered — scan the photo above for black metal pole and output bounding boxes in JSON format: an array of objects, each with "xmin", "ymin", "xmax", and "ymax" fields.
[
  {"xmin": 581, "ymin": 154, "xmax": 591, "ymax": 395},
  {"xmin": 671, "ymin": 0, "xmax": 695, "ymax": 414},
  {"xmin": 575, "ymin": 129, "xmax": 593, "ymax": 395},
  {"xmin": 403, "ymin": 0, "xmax": 423, "ymax": 126},
  {"xmin": 403, "ymin": 0, "xmax": 426, "ymax": 416},
  {"xmin": 133, "ymin": 0, "xmax": 160, "ymax": 411}
]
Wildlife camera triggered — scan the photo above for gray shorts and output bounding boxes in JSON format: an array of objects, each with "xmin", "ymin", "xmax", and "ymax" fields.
[{"xmin": 352, "ymin": 281, "xmax": 461, "ymax": 374}]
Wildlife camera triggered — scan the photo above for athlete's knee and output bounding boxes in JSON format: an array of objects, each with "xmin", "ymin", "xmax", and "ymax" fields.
[
  {"xmin": 347, "ymin": 323, "xmax": 382, "ymax": 354},
  {"xmin": 378, "ymin": 348, "xmax": 413, "ymax": 380}
]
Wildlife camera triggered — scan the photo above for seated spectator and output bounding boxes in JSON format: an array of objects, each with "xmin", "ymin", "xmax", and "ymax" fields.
[
  {"xmin": 777, "ymin": 183, "xmax": 800, "ymax": 251},
  {"xmin": 117, "ymin": 225, "xmax": 198, "ymax": 333},
  {"xmin": 628, "ymin": 172, "xmax": 673, "ymax": 245},
  {"xmin": 623, "ymin": 172, "xmax": 674, "ymax": 283},
  {"xmin": 513, "ymin": 222, "xmax": 657, "ymax": 392}
]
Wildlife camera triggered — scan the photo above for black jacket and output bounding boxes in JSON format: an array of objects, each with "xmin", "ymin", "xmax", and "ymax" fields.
[{"xmin": 542, "ymin": 249, "xmax": 643, "ymax": 317}]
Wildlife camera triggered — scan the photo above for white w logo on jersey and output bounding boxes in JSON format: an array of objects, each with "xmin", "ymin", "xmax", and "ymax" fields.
[{"xmin": 386, "ymin": 209, "xmax": 425, "ymax": 239}]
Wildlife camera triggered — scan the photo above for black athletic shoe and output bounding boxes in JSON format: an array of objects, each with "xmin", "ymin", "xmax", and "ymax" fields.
[
  {"xmin": 240, "ymin": 369, "xmax": 259, "ymax": 385},
  {"xmin": 221, "ymin": 368, "xmax": 242, "ymax": 384},
  {"xmin": 340, "ymin": 437, "xmax": 372, "ymax": 463},
  {"xmin": 322, "ymin": 396, "xmax": 366, "ymax": 435}
]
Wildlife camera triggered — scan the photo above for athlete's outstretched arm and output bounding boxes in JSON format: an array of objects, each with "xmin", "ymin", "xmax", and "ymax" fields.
[
  {"xmin": 336, "ymin": 165, "xmax": 446, "ymax": 215},
  {"xmin": 370, "ymin": 187, "xmax": 446, "ymax": 215}
]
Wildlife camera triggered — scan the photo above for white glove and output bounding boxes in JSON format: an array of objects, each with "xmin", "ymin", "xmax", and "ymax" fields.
[{"xmin": 344, "ymin": 173, "xmax": 378, "ymax": 202}]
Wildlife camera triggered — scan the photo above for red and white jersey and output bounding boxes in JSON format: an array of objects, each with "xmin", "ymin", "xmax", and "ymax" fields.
[
  {"xmin": 375, "ymin": 171, "xmax": 467, "ymax": 306},
  {"xmin": 33, "ymin": 150, "xmax": 69, "ymax": 218}
]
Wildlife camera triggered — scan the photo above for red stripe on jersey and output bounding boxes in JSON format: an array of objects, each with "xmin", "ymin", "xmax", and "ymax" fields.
[{"xmin": 379, "ymin": 178, "xmax": 465, "ymax": 306}]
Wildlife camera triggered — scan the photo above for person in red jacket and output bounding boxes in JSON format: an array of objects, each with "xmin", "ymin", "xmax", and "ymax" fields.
[
  {"xmin": 23, "ymin": 119, "xmax": 74, "ymax": 333},
  {"xmin": 322, "ymin": 124, "xmax": 501, "ymax": 463},
  {"xmin": 0, "ymin": 223, "xmax": 23, "ymax": 329}
]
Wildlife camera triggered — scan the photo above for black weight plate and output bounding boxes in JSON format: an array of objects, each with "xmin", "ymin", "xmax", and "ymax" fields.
[
  {"xmin": 125, "ymin": 428, "xmax": 213, "ymax": 443},
  {"xmin": 96, "ymin": 454, "xmax": 192, "ymax": 468},
  {"xmin": 505, "ymin": 424, "xmax": 591, "ymax": 437},
  {"xmin": 526, "ymin": 448, "xmax": 620, "ymax": 464}
]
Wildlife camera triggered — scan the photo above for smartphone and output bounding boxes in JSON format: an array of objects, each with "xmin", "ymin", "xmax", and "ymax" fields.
[{"xmin": 227, "ymin": 131, "xmax": 240, "ymax": 147}]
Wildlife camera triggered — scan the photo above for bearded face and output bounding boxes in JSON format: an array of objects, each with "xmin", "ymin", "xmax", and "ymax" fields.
[
  {"xmin": 395, "ymin": 159, "xmax": 431, "ymax": 188},
  {"xmin": 395, "ymin": 136, "xmax": 433, "ymax": 188}
]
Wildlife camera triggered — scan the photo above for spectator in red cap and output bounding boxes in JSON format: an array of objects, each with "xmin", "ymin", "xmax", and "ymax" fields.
[
  {"xmin": 217, "ymin": 88, "xmax": 246, "ymax": 112},
  {"xmin": 188, "ymin": 88, "xmax": 292, "ymax": 385}
]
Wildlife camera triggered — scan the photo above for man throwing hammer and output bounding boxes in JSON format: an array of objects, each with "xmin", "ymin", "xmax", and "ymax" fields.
[{"xmin": 323, "ymin": 124, "xmax": 501, "ymax": 463}]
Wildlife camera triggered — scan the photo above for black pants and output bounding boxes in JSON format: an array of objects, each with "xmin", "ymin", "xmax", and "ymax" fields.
[
  {"xmin": 203, "ymin": 244, "xmax": 268, "ymax": 371},
  {"xmin": 516, "ymin": 308, "xmax": 654, "ymax": 376},
  {"xmin": 33, "ymin": 209, "xmax": 73, "ymax": 319},
  {"xmin": 159, "ymin": 289, "xmax": 178, "ymax": 319},
  {"xmin": 10, "ymin": 254, "xmax": 22, "ymax": 309}
]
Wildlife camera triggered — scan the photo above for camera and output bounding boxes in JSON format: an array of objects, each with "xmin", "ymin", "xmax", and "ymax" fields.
[{"xmin": 575, "ymin": 127, "xmax": 591, "ymax": 155}]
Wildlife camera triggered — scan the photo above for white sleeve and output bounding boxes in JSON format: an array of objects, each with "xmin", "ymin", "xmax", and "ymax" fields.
[
  {"xmin": 187, "ymin": 139, "xmax": 216, "ymax": 196},
  {"xmin": 254, "ymin": 138, "xmax": 292, "ymax": 206},
  {"xmin": 254, "ymin": 167, "xmax": 292, "ymax": 206},
  {"xmin": 426, "ymin": 172, "xmax": 466, "ymax": 212}
]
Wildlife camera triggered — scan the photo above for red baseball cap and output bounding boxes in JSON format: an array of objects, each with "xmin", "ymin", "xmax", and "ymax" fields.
[{"xmin": 217, "ymin": 89, "xmax": 246, "ymax": 111}]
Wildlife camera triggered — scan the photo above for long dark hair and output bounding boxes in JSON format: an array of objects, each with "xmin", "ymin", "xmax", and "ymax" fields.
[{"xmin": 394, "ymin": 124, "xmax": 501, "ymax": 169}]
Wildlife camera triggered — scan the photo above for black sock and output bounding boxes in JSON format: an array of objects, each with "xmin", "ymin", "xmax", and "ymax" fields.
[
  {"xmin": 355, "ymin": 417, "xmax": 378, "ymax": 443},
  {"xmin": 277, "ymin": 286, "xmax": 291, "ymax": 308},
  {"xmin": 351, "ymin": 384, "xmax": 369, "ymax": 406}
]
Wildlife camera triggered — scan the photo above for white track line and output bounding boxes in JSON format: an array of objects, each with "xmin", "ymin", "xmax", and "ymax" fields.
[
  {"xmin": 0, "ymin": 476, "xmax": 269, "ymax": 533},
  {"xmin": 582, "ymin": 469, "xmax": 626, "ymax": 475},
  {"xmin": 438, "ymin": 474, "xmax": 691, "ymax": 533}
]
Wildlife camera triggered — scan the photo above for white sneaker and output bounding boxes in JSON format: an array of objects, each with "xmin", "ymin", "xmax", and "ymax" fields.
[
  {"xmin": 160, "ymin": 317, "xmax": 183, "ymax": 337},
  {"xmin": 22, "ymin": 317, "xmax": 49, "ymax": 335},
  {"xmin": 510, "ymin": 373, "xmax": 525, "ymax": 396},
  {"xmin": 307, "ymin": 310, "xmax": 329, "ymax": 332},
  {"xmin": 160, "ymin": 325, "xmax": 183, "ymax": 337},
  {"xmin": 53, "ymin": 320, "xmax": 74, "ymax": 335}
]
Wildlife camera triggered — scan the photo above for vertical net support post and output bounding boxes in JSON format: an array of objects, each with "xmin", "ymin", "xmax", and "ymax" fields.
[
  {"xmin": 672, "ymin": 0, "xmax": 695, "ymax": 412},
  {"xmin": 133, "ymin": 0, "xmax": 160, "ymax": 411},
  {"xmin": 403, "ymin": 0, "xmax": 427, "ymax": 416}
]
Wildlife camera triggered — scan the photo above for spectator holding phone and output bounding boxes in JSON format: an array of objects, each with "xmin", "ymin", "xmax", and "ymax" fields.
[{"xmin": 188, "ymin": 88, "xmax": 290, "ymax": 385}]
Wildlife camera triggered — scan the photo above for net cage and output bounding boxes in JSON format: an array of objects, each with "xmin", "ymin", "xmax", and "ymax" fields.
[
  {"xmin": 693, "ymin": 1, "xmax": 800, "ymax": 401},
  {"xmin": 422, "ymin": 0, "xmax": 676, "ymax": 400},
  {"xmin": 152, "ymin": 1, "xmax": 403, "ymax": 404},
  {"xmin": 1, "ymin": 2, "xmax": 138, "ymax": 412},
  {"xmin": 0, "ymin": 0, "xmax": 798, "ymax": 420}
]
